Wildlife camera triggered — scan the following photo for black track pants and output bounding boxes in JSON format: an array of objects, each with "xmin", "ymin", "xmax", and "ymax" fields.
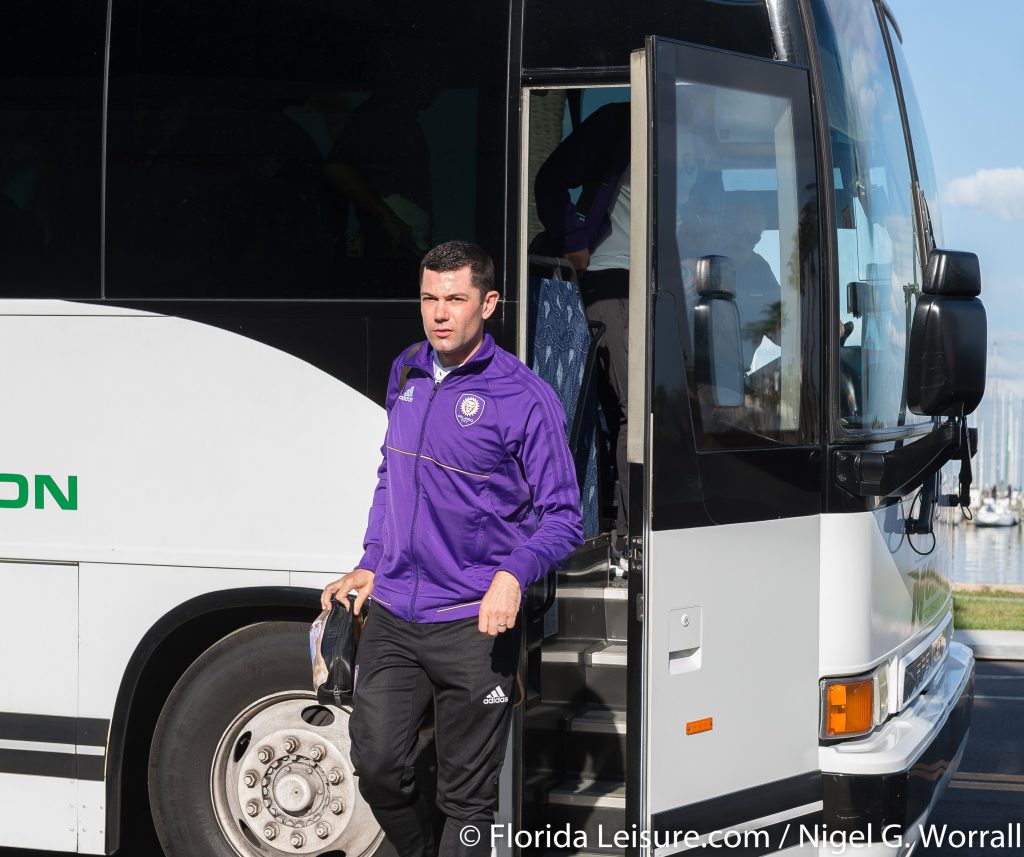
[{"xmin": 349, "ymin": 605, "xmax": 521, "ymax": 857}]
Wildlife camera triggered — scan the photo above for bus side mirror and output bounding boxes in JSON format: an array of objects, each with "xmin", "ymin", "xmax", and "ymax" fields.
[
  {"xmin": 693, "ymin": 255, "xmax": 744, "ymax": 407},
  {"xmin": 907, "ymin": 250, "xmax": 987, "ymax": 417}
]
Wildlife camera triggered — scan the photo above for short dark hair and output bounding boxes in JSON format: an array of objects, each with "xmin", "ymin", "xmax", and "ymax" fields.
[{"xmin": 419, "ymin": 240, "xmax": 496, "ymax": 297}]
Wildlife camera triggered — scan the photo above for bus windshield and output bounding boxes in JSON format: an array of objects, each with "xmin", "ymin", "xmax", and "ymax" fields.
[{"xmin": 812, "ymin": 0, "xmax": 931, "ymax": 432}]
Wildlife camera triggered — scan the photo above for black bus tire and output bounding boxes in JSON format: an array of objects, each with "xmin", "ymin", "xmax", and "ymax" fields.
[{"xmin": 148, "ymin": 620, "xmax": 390, "ymax": 857}]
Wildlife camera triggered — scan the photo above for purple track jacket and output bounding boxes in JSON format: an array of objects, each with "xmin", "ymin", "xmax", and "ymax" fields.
[{"xmin": 357, "ymin": 333, "xmax": 585, "ymax": 622}]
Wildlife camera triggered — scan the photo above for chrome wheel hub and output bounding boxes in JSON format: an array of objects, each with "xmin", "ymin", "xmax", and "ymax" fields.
[{"xmin": 211, "ymin": 692, "xmax": 382, "ymax": 856}]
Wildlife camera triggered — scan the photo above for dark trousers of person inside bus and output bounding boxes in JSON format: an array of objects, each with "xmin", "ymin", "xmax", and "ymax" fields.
[
  {"xmin": 349, "ymin": 605, "xmax": 521, "ymax": 857},
  {"xmin": 580, "ymin": 267, "xmax": 629, "ymax": 545}
]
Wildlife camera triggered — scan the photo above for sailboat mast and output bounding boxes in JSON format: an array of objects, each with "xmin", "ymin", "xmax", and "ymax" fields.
[
  {"xmin": 989, "ymin": 342, "xmax": 998, "ymax": 494},
  {"xmin": 1007, "ymin": 398, "xmax": 1014, "ymax": 497}
]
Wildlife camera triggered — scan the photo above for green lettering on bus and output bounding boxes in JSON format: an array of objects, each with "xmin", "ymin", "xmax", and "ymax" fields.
[
  {"xmin": 0, "ymin": 473, "xmax": 77, "ymax": 510},
  {"xmin": 0, "ymin": 474, "xmax": 29, "ymax": 509},
  {"xmin": 34, "ymin": 475, "xmax": 78, "ymax": 511}
]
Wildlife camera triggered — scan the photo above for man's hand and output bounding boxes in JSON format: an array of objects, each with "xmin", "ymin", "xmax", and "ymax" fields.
[
  {"xmin": 565, "ymin": 248, "xmax": 590, "ymax": 275},
  {"xmin": 320, "ymin": 568, "xmax": 375, "ymax": 615},
  {"xmin": 478, "ymin": 570, "xmax": 521, "ymax": 636}
]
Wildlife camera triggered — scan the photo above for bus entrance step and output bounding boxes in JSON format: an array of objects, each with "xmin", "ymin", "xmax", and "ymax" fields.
[
  {"xmin": 585, "ymin": 643, "xmax": 627, "ymax": 707},
  {"xmin": 569, "ymin": 706, "xmax": 627, "ymax": 734},
  {"xmin": 540, "ymin": 640, "xmax": 627, "ymax": 707},
  {"xmin": 556, "ymin": 584, "xmax": 628, "ymax": 642},
  {"xmin": 565, "ymin": 706, "xmax": 627, "ymax": 779},
  {"xmin": 546, "ymin": 777, "xmax": 626, "ymax": 809},
  {"xmin": 525, "ymin": 703, "xmax": 627, "ymax": 779},
  {"xmin": 556, "ymin": 535, "xmax": 615, "ymax": 585},
  {"xmin": 544, "ymin": 777, "xmax": 626, "ymax": 847}
]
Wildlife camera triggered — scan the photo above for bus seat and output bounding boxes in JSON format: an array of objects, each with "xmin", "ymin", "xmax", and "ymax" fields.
[{"xmin": 527, "ymin": 258, "xmax": 602, "ymax": 538}]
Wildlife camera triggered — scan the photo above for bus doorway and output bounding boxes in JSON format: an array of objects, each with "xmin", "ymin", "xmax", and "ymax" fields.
[
  {"xmin": 517, "ymin": 37, "xmax": 825, "ymax": 853},
  {"xmin": 518, "ymin": 84, "xmax": 635, "ymax": 846},
  {"xmin": 626, "ymin": 38, "xmax": 824, "ymax": 851}
]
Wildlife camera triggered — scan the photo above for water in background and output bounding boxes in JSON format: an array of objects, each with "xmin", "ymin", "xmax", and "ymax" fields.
[{"xmin": 952, "ymin": 523, "xmax": 1024, "ymax": 584}]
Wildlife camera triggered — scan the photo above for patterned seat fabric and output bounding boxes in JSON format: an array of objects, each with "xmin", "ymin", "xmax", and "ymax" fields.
[{"xmin": 529, "ymin": 277, "xmax": 600, "ymax": 538}]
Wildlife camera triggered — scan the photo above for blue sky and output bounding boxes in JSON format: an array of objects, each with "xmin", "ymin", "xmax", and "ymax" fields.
[{"xmin": 889, "ymin": 0, "xmax": 1024, "ymax": 485}]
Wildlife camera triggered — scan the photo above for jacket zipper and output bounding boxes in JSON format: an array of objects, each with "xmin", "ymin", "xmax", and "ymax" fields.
[{"xmin": 408, "ymin": 377, "xmax": 441, "ymax": 619}]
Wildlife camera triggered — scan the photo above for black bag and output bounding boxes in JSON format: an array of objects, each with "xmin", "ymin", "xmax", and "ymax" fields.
[{"xmin": 310, "ymin": 595, "xmax": 364, "ymax": 707}]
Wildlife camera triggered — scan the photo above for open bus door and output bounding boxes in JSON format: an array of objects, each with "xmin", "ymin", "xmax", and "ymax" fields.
[{"xmin": 626, "ymin": 38, "xmax": 825, "ymax": 854}]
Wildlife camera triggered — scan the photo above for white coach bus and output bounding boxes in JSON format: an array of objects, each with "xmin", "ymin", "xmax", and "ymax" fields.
[{"xmin": 0, "ymin": 0, "xmax": 986, "ymax": 855}]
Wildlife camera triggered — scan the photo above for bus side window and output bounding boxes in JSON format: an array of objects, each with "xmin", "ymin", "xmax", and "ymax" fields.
[
  {"xmin": 104, "ymin": 0, "xmax": 508, "ymax": 300},
  {"xmin": 669, "ymin": 79, "xmax": 817, "ymax": 446},
  {"xmin": 0, "ymin": 2, "xmax": 105, "ymax": 299}
]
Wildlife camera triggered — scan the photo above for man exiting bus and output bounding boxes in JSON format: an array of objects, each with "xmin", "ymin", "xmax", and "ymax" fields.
[{"xmin": 321, "ymin": 240, "xmax": 583, "ymax": 857}]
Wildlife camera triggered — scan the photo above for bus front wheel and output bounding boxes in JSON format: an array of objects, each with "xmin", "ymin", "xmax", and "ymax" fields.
[{"xmin": 148, "ymin": 620, "xmax": 385, "ymax": 857}]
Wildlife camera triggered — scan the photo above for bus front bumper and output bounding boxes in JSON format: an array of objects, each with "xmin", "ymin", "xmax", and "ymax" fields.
[{"xmin": 817, "ymin": 640, "xmax": 975, "ymax": 845}]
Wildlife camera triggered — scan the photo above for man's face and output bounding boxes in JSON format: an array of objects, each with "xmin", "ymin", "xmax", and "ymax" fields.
[{"xmin": 420, "ymin": 266, "xmax": 499, "ymax": 367}]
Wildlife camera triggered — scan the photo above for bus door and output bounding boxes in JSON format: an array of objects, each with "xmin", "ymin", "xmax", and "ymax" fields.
[{"xmin": 627, "ymin": 38, "xmax": 825, "ymax": 854}]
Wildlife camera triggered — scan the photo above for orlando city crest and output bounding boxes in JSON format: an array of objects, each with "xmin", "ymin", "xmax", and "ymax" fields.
[{"xmin": 455, "ymin": 393, "xmax": 486, "ymax": 427}]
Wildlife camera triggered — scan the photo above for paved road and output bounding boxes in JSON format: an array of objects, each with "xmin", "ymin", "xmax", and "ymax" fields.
[
  {"xmin": 918, "ymin": 659, "xmax": 1024, "ymax": 856},
  {"xmin": 3, "ymin": 661, "xmax": 1022, "ymax": 857}
]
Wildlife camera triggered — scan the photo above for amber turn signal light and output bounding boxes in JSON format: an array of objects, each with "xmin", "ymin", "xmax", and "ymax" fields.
[{"xmin": 824, "ymin": 678, "xmax": 873, "ymax": 738}]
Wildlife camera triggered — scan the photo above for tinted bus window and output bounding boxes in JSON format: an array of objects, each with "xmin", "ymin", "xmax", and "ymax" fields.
[
  {"xmin": 105, "ymin": 0, "xmax": 507, "ymax": 299},
  {"xmin": 654, "ymin": 47, "xmax": 820, "ymax": 449},
  {"xmin": 0, "ymin": 1, "xmax": 105, "ymax": 298},
  {"xmin": 524, "ymin": 0, "xmax": 776, "ymax": 69}
]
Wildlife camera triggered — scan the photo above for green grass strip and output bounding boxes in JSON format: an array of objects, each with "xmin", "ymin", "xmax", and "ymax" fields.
[{"xmin": 953, "ymin": 593, "xmax": 1024, "ymax": 631}]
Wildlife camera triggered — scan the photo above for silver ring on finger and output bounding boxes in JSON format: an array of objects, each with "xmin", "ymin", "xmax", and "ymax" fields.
[{"xmin": 497, "ymin": 622, "xmax": 507, "ymax": 628}]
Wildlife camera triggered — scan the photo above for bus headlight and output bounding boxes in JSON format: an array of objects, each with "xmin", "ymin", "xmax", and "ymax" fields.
[{"xmin": 820, "ymin": 662, "xmax": 890, "ymax": 740}]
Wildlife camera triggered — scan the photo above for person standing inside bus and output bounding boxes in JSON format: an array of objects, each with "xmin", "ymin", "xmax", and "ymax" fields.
[
  {"xmin": 534, "ymin": 102, "xmax": 631, "ymax": 566},
  {"xmin": 320, "ymin": 240, "xmax": 583, "ymax": 857}
]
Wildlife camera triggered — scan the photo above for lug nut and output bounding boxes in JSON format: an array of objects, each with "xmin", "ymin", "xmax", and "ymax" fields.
[
  {"xmin": 290, "ymin": 832, "xmax": 306, "ymax": 849},
  {"xmin": 257, "ymin": 746, "xmax": 274, "ymax": 764},
  {"xmin": 309, "ymin": 744, "xmax": 326, "ymax": 761},
  {"xmin": 244, "ymin": 770, "xmax": 259, "ymax": 788},
  {"xmin": 327, "ymin": 768, "xmax": 343, "ymax": 785},
  {"xmin": 264, "ymin": 823, "xmax": 279, "ymax": 841},
  {"xmin": 245, "ymin": 800, "xmax": 261, "ymax": 817},
  {"xmin": 315, "ymin": 822, "xmax": 332, "ymax": 840},
  {"xmin": 329, "ymin": 798, "xmax": 345, "ymax": 815},
  {"xmin": 283, "ymin": 736, "xmax": 299, "ymax": 754}
]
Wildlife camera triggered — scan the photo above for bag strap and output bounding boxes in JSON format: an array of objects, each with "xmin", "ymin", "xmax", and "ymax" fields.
[
  {"xmin": 349, "ymin": 592, "xmax": 367, "ymax": 648},
  {"xmin": 511, "ymin": 668, "xmax": 527, "ymax": 708},
  {"xmin": 398, "ymin": 341, "xmax": 425, "ymax": 392}
]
